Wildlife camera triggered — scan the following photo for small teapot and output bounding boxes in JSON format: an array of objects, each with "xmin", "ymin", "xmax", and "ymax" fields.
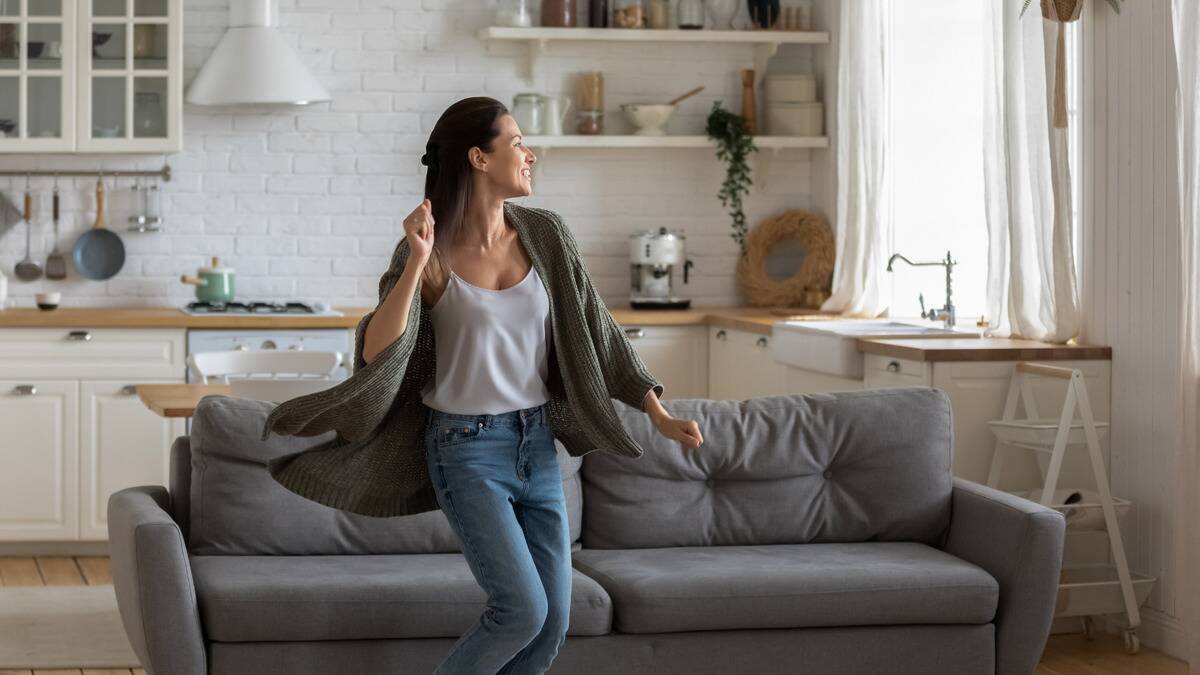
[{"xmin": 180, "ymin": 256, "xmax": 235, "ymax": 303}]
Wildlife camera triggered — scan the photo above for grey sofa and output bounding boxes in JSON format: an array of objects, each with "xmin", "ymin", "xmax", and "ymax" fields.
[{"xmin": 108, "ymin": 386, "xmax": 1065, "ymax": 675}]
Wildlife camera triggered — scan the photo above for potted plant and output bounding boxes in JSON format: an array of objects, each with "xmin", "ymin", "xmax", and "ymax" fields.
[{"xmin": 705, "ymin": 100, "xmax": 758, "ymax": 256}]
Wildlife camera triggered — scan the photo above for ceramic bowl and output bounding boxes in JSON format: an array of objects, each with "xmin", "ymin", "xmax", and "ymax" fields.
[
  {"xmin": 35, "ymin": 291, "xmax": 60, "ymax": 311},
  {"xmin": 620, "ymin": 103, "xmax": 676, "ymax": 136}
]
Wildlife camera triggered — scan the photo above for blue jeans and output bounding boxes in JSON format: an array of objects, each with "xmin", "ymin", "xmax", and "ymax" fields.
[{"xmin": 423, "ymin": 402, "xmax": 572, "ymax": 675}]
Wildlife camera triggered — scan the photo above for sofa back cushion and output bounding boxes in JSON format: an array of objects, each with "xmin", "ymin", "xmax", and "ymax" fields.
[
  {"xmin": 583, "ymin": 387, "xmax": 953, "ymax": 549},
  {"xmin": 186, "ymin": 395, "xmax": 585, "ymax": 555}
]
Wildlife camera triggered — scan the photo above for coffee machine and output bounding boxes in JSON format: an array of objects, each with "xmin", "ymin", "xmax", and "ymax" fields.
[{"xmin": 629, "ymin": 227, "xmax": 694, "ymax": 309}]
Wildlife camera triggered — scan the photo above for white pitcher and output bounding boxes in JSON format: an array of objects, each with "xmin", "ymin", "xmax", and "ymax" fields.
[{"xmin": 539, "ymin": 95, "xmax": 572, "ymax": 136}]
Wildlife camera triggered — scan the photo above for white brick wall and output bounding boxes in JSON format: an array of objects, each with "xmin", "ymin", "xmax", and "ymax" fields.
[{"xmin": 0, "ymin": 0, "xmax": 825, "ymax": 309}]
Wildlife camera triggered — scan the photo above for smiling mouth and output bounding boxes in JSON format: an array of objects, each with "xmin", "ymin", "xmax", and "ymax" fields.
[{"xmin": 520, "ymin": 168, "xmax": 531, "ymax": 179}]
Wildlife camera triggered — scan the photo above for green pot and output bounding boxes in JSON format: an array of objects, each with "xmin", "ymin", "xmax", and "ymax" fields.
[{"xmin": 180, "ymin": 256, "xmax": 235, "ymax": 303}]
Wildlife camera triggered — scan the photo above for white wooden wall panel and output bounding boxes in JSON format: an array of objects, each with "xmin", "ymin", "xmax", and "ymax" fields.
[{"xmin": 1080, "ymin": 0, "xmax": 1185, "ymax": 654}]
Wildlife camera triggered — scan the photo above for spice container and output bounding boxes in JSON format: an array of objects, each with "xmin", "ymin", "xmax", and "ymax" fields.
[
  {"xmin": 677, "ymin": 0, "xmax": 704, "ymax": 28},
  {"xmin": 613, "ymin": 0, "xmax": 645, "ymax": 27},
  {"xmin": 542, "ymin": 0, "xmax": 576, "ymax": 27},
  {"xmin": 588, "ymin": 0, "xmax": 609, "ymax": 26},
  {"xmin": 496, "ymin": 0, "xmax": 534, "ymax": 26},
  {"xmin": 647, "ymin": 0, "xmax": 671, "ymax": 28},
  {"xmin": 578, "ymin": 72, "xmax": 604, "ymax": 111},
  {"xmin": 576, "ymin": 110, "xmax": 604, "ymax": 135}
]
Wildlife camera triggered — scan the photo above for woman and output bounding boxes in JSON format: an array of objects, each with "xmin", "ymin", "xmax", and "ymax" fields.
[{"xmin": 264, "ymin": 96, "xmax": 700, "ymax": 672}]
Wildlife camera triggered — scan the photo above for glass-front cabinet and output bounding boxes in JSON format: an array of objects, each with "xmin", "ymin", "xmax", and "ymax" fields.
[
  {"xmin": 0, "ymin": 0, "xmax": 180, "ymax": 153},
  {"xmin": 0, "ymin": 0, "xmax": 76, "ymax": 150}
]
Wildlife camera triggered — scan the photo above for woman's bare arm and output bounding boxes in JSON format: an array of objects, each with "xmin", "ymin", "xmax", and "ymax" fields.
[
  {"xmin": 361, "ymin": 198, "xmax": 436, "ymax": 365},
  {"xmin": 361, "ymin": 258, "xmax": 425, "ymax": 365}
]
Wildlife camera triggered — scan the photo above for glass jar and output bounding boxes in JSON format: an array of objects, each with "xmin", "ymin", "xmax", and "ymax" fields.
[
  {"xmin": 576, "ymin": 110, "xmax": 604, "ymax": 135},
  {"xmin": 647, "ymin": 0, "xmax": 670, "ymax": 28},
  {"xmin": 577, "ymin": 71, "xmax": 604, "ymax": 112},
  {"xmin": 541, "ymin": 0, "xmax": 576, "ymax": 27},
  {"xmin": 676, "ymin": 0, "xmax": 703, "ymax": 29},
  {"xmin": 613, "ymin": 0, "xmax": 645, "ymax": 28},
  {"xmin": 495, "ymin": 0, "xmax": 534, "ymax": 26},
  {"xmin": 588, "ymin": 0, "xmax": 609, "ymax": 27}
]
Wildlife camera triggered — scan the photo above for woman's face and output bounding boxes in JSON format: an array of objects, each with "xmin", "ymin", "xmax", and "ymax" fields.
[{"xmin": 477, "ymin": 114, "xmax": 537, "ymax": 198}]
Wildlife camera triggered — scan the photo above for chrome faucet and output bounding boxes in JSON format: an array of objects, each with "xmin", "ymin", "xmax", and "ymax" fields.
[{"xmin": 886, "ymin": 251, "xmax": 957, "ymax": 328}]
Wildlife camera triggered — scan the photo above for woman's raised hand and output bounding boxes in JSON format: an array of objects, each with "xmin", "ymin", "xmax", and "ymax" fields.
[{"xmin": 404, "ymin": 198, "xmax": 435, "ymax": 264}]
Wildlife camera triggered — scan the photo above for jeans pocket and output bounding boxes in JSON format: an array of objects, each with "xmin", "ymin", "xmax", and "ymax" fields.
[{"xmin": 436, "ymin": 421, "xmax": 484, "ymax": 448}]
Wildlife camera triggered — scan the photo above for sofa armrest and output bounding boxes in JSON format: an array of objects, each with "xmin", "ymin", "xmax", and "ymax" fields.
[
  {"xmin": 942, "ymin": 477, "xmax": 1065, "ymax": 675},
  {"xmin": 108, "ymin": 485, "xmax": 206, "ymax": 675}
]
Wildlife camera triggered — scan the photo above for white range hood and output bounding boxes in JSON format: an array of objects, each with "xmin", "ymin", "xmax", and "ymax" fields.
[{"xmin": 186, "ymin": 0, "xmax": 330, "ymax": 106}]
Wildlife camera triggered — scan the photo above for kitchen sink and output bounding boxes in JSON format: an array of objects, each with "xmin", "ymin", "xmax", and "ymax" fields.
[{"xmin": 770, "ymin": 319, "xmax": 982, "ymax": 379}]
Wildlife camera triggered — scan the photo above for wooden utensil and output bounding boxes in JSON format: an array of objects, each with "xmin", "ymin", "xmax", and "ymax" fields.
[
  {"xmin": 666, "ymin": 86, "xmax": 705, "ymax": 106},
  {"xmin": 71, "ymin": 177, "xmax": 126, "ymax": 280},
  {"xmin": 45, "ymin": 181, "xmax": 66, "ymax": 279},
  {"xmin": 14, "ymin": 181, "xmax": 43, "ymax": 281}
]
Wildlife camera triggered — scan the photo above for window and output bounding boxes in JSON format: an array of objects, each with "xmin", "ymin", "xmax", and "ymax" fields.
[{"xmin": 885, "ymin": 2, "xmax": 1081, "ymax": 324}]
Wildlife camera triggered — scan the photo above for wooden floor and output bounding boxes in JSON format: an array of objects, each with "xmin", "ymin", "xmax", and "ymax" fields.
[{"xmin": 0, "ymin": 556, "xmax": 1188, "ymax": 675}]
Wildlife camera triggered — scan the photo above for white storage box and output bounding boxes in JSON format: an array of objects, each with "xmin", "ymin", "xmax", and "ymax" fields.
[
  {"xmin": 1054, "ymin": 564, "xmax": 1156, "ymax": 618},
  {"xmin": 988, "ymin": 418, "xmax": 1110, "ymax": 447},
  {"xmin": 1009, "ymin": 489, "xmax": 1132, "ymax": 531},
  {"xmin": 767, "ymin": 101, "xmax": 823, "ymax": 136},
  {"xmin": 765, "ymin": 74, "xmax": 816, "ymax": 103}
]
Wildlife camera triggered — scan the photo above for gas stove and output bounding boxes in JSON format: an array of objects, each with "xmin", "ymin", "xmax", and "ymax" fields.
[{"xmin": 179, "ymin": 300, "xmax": 343, "ymax": 316}]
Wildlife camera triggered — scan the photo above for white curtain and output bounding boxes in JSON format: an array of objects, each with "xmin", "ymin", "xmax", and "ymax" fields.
[
  {"xmin": 1170, "ymin": 2, "xmax": 1200, "ymax": 673},
  {"xmin": 820, "ymin": 0, "xmax": 889, "ymax": 318},
  {"xmin": 981, "ymin": 2, "xmax": 1080, "ymax": 342}
]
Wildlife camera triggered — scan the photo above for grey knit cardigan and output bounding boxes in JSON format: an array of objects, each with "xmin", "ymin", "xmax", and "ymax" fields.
[{"xmin": 260, "ymin": 201, "xmax": 665, "ymax": 518}]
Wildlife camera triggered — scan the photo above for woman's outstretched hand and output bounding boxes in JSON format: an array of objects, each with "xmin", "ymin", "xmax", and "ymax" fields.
[
  {"xmin": 651, "ymin": 413, "xmax": 704, "ymax": 450},
  {"xmin": 403, "ymin": 198, "xmax": 435, "ymax": 264}
]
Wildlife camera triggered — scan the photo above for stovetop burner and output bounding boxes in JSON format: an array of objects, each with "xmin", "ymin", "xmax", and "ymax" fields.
[{"xmin": 180, "ymin": 301, "xmax": 341, "ymax": 316}]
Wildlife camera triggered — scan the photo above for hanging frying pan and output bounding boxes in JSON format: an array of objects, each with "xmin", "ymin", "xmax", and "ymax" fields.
[{"xmin": 72, "ymin": 177, "xmax": 125, "ymax": 280}]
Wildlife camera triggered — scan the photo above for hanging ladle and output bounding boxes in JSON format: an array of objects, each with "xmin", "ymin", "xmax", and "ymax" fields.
[{"xmin": 14, "ymin": 174, "xmax": 43, "ymax": 282}]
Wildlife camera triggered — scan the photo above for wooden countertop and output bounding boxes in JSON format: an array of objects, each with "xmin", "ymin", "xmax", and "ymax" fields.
[
  {"xmin": 0, "ymin": 305, "xmax": 1110, "ymax": 361},
  {"xmin": 0, "ymin": 304, "xmax": 826, "ymax": 332},
  {"xmin": 0, "ymin": 306, "xmax": 371, "ymax": 328},
  {"xmin": 609, "ymin": 305, "xmax": 832, "ymax": 335},
  {"xmin": 137, "ymin": 383, "xmax": 232, "ymax": 417},
  {"xmin": 857, "ymin": 338, "xmax": 1112, "ymax": 362}
]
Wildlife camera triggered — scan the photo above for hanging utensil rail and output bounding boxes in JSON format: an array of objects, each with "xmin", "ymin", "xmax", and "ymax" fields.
[{"xmin": 0, "ymin": 165, "xmax": 172, "ymax": 182}]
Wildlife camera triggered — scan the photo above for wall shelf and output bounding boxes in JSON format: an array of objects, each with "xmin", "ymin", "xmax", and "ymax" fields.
[
  {"xmin": 478, "ymin": 26, "xmax": 830, "ymax": 83},
  {"xmin": 522, "ymin": 135, "xmax": 826, "ymax": 191},
  {"xmin": 524, "ymin": 134, "xmax": 827, "ymax": 150}
]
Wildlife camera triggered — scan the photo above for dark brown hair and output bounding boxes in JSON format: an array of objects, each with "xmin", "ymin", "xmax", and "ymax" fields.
[{"xmin": 421, "ymin": 96, "xmax": 509, "ymax": 277}]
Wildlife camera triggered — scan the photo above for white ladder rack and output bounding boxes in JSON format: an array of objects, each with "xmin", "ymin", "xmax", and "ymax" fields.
[{"xmin": 986, "ymin": 362, "xmax": 1154, "ymax": 655}]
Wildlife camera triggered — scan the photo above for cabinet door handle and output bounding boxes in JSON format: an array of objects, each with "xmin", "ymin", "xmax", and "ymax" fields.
[
  {"xmin": 715, "ymin": 330, "xmax": 727, "ymax": 340},
  {"xmin": 624, "ymin": 328, "xmax": 645, "ymax": 339},
  {"xmin": 756, "ymin": 336, "xmax": 768, "ymax": 348},
  {"xmin": 886, "ymin": 361, "xmax": 901, "ymax": 373},
  {"xmin": 120, "ymin": 384, "xmax": 138, "ymax": 395},
  {"xmin": 12, "ymin": 384, "xmax": 37, "ymax": 396},
  {"xmin": 66, "ymin": 330, "xmax": 92, "ymax": 341}
]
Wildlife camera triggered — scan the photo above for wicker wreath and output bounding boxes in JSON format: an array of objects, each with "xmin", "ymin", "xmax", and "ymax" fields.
[{"xmin": 735, "ymin": 209, "xmax": 835, "ymax": 308}]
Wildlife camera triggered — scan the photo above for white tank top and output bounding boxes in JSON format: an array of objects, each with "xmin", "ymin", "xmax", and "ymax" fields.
[{"xmin": 420, "ymin": 263, "xmax": 552, "ymax": 415}]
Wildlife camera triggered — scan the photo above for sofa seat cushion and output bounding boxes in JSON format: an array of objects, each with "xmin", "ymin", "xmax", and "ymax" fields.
[
  {"xmin": 571, "ymin": 542, "xmax": 998, "ymax": 634},
  {"xmin": 191, "ymin": 553, "xmax": 612, "ymax": 641}
]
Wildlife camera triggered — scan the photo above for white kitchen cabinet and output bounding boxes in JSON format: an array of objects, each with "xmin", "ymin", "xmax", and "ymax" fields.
[
  {"xmin": 0, "ymin": 379, "xmax": 78, "ymax": 541},
  {"xmin": 79, "ymin": 379, "xmax": 184, "ymax": 540},
  {"xmin": 621, "ymin": 324, "xmax": 708, "ymax": 400},
  {"xmin": 863, "ymin": 354, "xmax": 1112, "ymax": 493},
  {"xmin": 708, "ymin": 326, "xmax": 789, "ymax": 400},
  {"xmin": 0, "ymin": 0, "xmax": 182, "ymax": 153},
  {"xmin": 0, "ymin": 327, "xmax": 185, "ymax": 543},
  {"xmin": 782, "ymin": 366, "xmax": 864, "ymax": 394}
]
